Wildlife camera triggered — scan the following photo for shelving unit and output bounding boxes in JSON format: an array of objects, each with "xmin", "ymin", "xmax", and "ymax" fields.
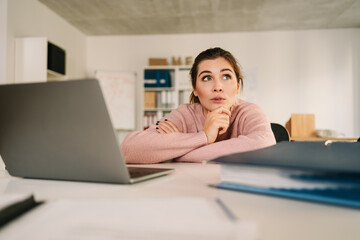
[{"xmin": 142, "ymin": 66, "xmax": 192, "ymax": 129}]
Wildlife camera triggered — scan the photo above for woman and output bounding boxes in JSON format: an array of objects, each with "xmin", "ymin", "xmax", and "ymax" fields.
[{"xmin": 121, "ymin": 47, "xmax": 276, "ymax": 163}]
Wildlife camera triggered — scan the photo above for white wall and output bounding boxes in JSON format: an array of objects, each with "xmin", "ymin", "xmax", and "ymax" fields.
[
  {"xmin": 87, "ymin": 29, "xmax": 359, "ymax": 137},
  {"xmin": 354, "ymin": 30, "xmax": 360, "ymax": 138},
  {"xmin": 2, "ymin": 0, "xmax": 87, "ymax": 169},
  {"xmin": 0, "ymin": 0, "xmax": 7, "ymax": 84},
  {"xmin": 6, "ymin": 0, "xmax": 87, "ymax": 84}
]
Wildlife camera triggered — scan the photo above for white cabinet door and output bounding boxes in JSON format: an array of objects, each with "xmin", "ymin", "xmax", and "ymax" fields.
[{"xmin": 15, "ymin": 37, "xmax": 47, "ymax": 83}]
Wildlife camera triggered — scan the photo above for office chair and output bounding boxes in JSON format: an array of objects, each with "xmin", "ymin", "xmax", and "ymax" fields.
[{"xmin": 271, "ymin": 123, "xmax": 290, "ymax": 142}]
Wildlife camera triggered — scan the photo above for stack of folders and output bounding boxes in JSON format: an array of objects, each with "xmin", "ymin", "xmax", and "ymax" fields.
[{"xmin": 211, "ymin": 141, "xmax": 360, "ymax": 209}]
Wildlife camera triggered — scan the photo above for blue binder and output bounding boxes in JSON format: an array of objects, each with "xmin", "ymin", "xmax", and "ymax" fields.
[
  {"xmin": 144, "ymin": 70, "xmax": 171, "ymax": 88},
  {"xmin": 211, "ymin": 141, "xmax": 360, "ymax": 209}
]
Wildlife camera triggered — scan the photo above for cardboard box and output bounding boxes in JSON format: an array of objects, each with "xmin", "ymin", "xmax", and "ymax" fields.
[
  {"xmin": 144, "ymin": 91, "xmax": 156, "ymax": 109},
  {"xmin": 285, "ymin": 114, "xmax": 316, "ymax": 137},
  {"xmin": 148, "ymin": 58, "xmax": 168, "ymax": 66}
]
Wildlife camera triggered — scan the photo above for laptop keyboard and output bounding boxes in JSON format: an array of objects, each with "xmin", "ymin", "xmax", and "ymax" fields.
[{"xmin": 127, "ymin": 167, "xmax": 170, "ymax": 179}]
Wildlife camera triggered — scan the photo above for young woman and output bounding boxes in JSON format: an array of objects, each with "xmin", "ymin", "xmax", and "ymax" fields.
[{"xmin": 121, "ymin": 47, "xmax": 276, "ymax": 163}]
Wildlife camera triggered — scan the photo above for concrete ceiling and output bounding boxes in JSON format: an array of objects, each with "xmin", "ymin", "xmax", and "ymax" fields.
[{"xmin": 39, "ymin": 0, "xmax": 360, "ymax": 36}]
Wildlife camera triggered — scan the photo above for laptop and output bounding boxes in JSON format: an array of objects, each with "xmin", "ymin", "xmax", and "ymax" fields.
[{"xmin": 0, "ymin": 79, "xmax": 174, "ymax": 184}]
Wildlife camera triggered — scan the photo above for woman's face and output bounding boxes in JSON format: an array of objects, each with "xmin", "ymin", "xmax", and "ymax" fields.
[{"xmin": 193, "ymin": 57, "xmax": 239, "ymax": 115}]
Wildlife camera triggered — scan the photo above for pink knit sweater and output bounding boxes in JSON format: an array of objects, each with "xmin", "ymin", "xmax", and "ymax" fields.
[{"xmin": 121, "ymin": 99, "xmax": 276, "ymax": 164}]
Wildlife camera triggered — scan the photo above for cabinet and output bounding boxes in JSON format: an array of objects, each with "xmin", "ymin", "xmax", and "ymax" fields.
[
  {"xmin": 142, "ymin": 66, "xmax": 192, "ymax": 129},
  {"xmin": 15, "ymin": 37, "xmax": 66, "ymax": 83}
]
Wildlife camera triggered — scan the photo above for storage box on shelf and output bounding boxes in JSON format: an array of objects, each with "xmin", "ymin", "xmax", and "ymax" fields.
[{"xmin": 142, "ymin": 66, "xmax": 192, "ymax": 130}]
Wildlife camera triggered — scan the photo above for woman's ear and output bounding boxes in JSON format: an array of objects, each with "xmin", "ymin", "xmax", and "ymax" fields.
[{"xmin": 193, "ymin": 88, "xmax": 198, "ymax": 97}]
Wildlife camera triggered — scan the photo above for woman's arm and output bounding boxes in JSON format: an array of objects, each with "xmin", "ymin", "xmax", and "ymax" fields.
[
  {"xmin": 175, "ymin": 129, "xmax": 275, "ymax": 163},
  {"xmin": 121, "ymin": 127, "xmax": 207, "ymax": 164},
  {"xmin": 120, "ymin": 105, "xmax": 207, "ymax": 164},
  {"xmin": 176, "ymin": 104, "xmax": 276, "ymax": 163}
]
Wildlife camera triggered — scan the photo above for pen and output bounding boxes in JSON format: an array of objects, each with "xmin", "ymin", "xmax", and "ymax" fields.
[{"xmin": 215, "ymin": 198, "xmax": 238, "ymax": 222}]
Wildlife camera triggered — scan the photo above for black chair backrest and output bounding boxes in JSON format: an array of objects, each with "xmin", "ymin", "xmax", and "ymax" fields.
[{"xmin": 271, "ymin": 123, "xmax": 290, "ymax": 142}]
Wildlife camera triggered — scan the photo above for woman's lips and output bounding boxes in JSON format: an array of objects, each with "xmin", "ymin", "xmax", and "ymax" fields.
[{"xmin": 211, "ymin": 97, "xmax": 225, "ymax": 103}]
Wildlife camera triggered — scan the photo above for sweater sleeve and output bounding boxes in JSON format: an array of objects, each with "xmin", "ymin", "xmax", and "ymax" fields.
[
  {"xmin": 176, "ymin": 103, "xmax": 276, "ymax": 163},
  {"xmin": 120, "ymin": 106, "xmax": 208, "ymax": 164}
]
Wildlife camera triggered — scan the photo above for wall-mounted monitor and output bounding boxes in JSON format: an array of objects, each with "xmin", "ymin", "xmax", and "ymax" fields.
[{"xmin": 47, "ymin": 41, "xmax": 66, "ymax": 75}]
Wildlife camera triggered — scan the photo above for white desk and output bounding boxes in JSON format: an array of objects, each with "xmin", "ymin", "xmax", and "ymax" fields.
[{"xmin": 0, "ymin": 162, "xmax": 359, "ymax": 240}]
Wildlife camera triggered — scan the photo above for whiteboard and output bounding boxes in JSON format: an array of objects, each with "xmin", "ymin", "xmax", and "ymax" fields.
[{"xmin": 95, "ymin": 71, "xmax": 135, "ymax": 130}]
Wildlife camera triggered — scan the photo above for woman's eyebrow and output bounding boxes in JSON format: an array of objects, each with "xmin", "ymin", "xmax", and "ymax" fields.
[
  {"xmin": 198, "ymin": 70, "xmax": 212, "ymax": 77},
  {"xmin": 198, "ymin": 68, "xmax": 233, "ymax": 77},
  {"xmin": 221, "ymin": 68, "xmax": 233, "ymax": 73}
]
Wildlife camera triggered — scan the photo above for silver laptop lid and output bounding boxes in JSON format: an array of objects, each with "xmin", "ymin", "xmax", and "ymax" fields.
[{"xmin": 0, "ymin": 79, "xmax": 131, "ymax": 184}]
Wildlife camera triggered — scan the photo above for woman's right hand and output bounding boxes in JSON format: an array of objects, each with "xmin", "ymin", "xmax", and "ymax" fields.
[
  {"xmin": 156, "ymin": 119, "xmax": 180, "ymax": 134},
  {"xmin": 203, "ymin": 106, "xmax": 231, "ymax": 144}
]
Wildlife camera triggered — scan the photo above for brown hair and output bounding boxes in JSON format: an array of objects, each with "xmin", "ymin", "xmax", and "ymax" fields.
[{"xmin": 189, "ymin": 47, "xmax": 243, "ymax": 104}]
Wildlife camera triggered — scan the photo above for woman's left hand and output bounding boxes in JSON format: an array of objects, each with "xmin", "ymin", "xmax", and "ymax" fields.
[{"xmin": 156, "ymin": 119, "xmax": 180, "ymax": 134}]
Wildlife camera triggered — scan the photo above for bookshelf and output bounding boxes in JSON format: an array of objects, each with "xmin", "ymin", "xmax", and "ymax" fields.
[{"xmin": 142, "ymin": 66, "xmax": 192, "ymax": 129}]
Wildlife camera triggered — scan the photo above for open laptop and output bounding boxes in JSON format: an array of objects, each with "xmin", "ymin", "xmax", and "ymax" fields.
[{"xmin": 0, "ymin": 79, "xmax": 174, "ymax": 184}]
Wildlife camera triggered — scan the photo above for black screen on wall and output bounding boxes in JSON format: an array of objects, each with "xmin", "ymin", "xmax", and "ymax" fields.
[{"xmin": 47, "ymin": 42, "xmax": 66, "ymax": 75}]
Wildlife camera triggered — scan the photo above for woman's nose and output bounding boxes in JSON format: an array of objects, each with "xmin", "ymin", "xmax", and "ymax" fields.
[{"xmin": 213, "ymin": 80, "xmax": 223, "ymax": 92}]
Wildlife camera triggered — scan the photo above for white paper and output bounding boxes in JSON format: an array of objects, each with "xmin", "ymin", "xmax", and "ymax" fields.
[{"xmin": 0, "ymin": 197, "xmax": 256, "ymax": 240}]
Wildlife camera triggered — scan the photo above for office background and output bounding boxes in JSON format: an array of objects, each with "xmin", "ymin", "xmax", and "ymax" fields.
[{"xmin": 1, "ymin": 0, "xmax": 359, "ymax": 138}]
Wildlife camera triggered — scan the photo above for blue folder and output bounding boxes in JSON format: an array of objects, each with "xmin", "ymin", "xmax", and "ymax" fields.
[
  {"xmin": 215, "ymin": 182, "xmax": 360, "ymax": 209},
  {"xmin": 211, "ymin": 141, "xmax": 360, "ymax": 209},
  {"xmin": 144, "ymin": 70, "xmax": 171, "ymax": 88}
]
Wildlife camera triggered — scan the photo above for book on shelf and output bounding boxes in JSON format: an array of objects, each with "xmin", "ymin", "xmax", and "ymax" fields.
[
  {"xmin": 210, "ymin": 141, "xmax": 360, "ymax": 209},
  {"xmin": 143, "ymin": 112, "xmax": 159, "ymax": 130},
  {"xmin": 156, "ymin": 92, "xmax": 163, "ymax": 108},
  {"xmin": 144, "ymin": 91, "xmax": 177, "ymax": 110},
  {"xmin": 161, "ymin": 91, "xmax": 175, "ymax": 109}
]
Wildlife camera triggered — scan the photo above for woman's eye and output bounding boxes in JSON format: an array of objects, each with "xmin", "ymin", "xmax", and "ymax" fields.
[
  {"xmin": 202, "ymin": 76, "xmax": 211, "ymax": 81},
  {"xmin": 222, "ymin": 74, "xmax": 231, "ymax": 80}
]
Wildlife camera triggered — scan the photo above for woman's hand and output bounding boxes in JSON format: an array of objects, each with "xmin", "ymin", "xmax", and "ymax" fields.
[
  {"xmin": 156, "ymin": 119, "xmax": 180, "ymax": 134},
  {"xmin": 203, "ymin": 106, "xmax": 231, "ymax": 144}
]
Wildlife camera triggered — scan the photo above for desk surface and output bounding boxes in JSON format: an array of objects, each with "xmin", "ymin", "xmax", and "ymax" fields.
[{"xmin": 0, "ymin": 162, "xmax": 359, "ymax": 240}]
